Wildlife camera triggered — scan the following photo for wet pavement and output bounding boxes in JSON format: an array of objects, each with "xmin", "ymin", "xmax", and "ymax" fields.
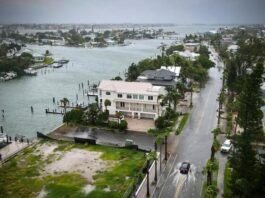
[
  {"xmin": 57, "ymin": 129, "xmax": 155, "ymax": 151},
  {"xmin": 0, "ymin": 141, "xmax": 29, "ymax": 162},
  {"xmin": 153, "ymin": 47, "xmax": 223, "ymax": 198}
]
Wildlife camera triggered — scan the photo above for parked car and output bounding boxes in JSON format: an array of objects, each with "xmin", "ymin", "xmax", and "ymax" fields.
[
  {"xmin": 221, "ymin": 139, "xmax": 232, "ymax": 153},
  {"xmin": 179, "ymin": 162, "xmax": 190, "ymax": 174}
]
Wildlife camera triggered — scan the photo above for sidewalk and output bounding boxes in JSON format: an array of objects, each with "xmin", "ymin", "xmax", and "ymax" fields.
[
  {"xmin": 216, "ymin": 91, "xmax": 228, "ymax": 198},
  {"xmin": 0, "ymin": 141, "xmax": 29, "ymax": 163}
]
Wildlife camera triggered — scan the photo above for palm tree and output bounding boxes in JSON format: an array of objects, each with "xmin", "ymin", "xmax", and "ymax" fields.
[
  {"xmin": 187, "ymin": 81, "xmax": 193, "ymax": 107},
  {"xmin": 160, "ymin": 127, "xmax": 172, "ymax": 161},
  {"xmin": 146, "ymin": 151, "xmax": 156, "ymax": 197},
  {"xmin": 116, "ymin": 111, "xmax": 123, "ymax": 124},
  {"xmin": 157, "ymin": 94, "xmax": 165, "ymax": 117},
  {"xmin": 176, "ymin": 81, "xmax": 186, "ymax": 99},
  {"xmin": 104, "ymin": 99, "xmax": 111, "ymax": 112},
  {"xmin": 148, "ymin": 129, "xmax": 164, "ymax": 183},
  {"xmin": 60, "ymin": 98, "xmax": 69, "ymax": 114},
  {"xmin": 164, "ymin": 87, "xmax": 180, "ymax": 112},
  {"xmin": 163, "ymin": 87, "xmax": 173, "ymax": 109}
]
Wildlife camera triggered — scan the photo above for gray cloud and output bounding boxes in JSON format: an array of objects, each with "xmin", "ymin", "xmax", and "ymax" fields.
[{"xmin": 0, "ymin": 0, "xmax": 264, "ymax": 24}]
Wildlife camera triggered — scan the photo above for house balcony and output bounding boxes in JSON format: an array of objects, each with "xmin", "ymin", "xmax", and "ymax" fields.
[
  {"xmin": 143, "ymin": 109, "xmax": 157, "ymax": 113},
  {"xmin": 116, "ymin": 106, "xmax": 129, "ymax": 110}
]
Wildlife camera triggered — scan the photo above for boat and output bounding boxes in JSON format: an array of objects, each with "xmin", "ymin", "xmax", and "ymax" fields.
[
  {"xmin": 55, "ymin": 59, "xmax": 69, "ymax": 64},
  {"xmin": 24, "ymin": 68, "xmax": 37, "ymax": 76},
  {"xmin": 50, "ymin": 63, "xmax": 63, "ymax": 68}
]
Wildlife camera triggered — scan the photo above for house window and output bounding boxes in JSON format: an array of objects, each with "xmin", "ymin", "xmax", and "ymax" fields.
[
  {"xmin": 133, "ymin": 94, "xmax": 138, "ymax": 99},
  {"xmin": 99, "ymin": 90, "xmax": 102, "ymax": 96},
  {"xmin": 127, "ymin": 94, "xmax": 132, "ymax": 99},
  {"xmin": 153, "ymin": 105, "xmax": 155, "ymax": 110},
  {"xmin": 106, "ymin": 92, "xmax": 111, "ymax": 95},
  {"xmin": 120, "ymin": 102, "xmax": 125, "ymax": 107},
  {"xmin": 117, "ymin": 93, "xmax": 123, "ymax": 98},
  {"xmin": 139, "ymin": 95, "xmax": 144, "ymax": 100},
  {"xmin": 148, "ymin": 96, "xmax": 153, "ymax": 101}
]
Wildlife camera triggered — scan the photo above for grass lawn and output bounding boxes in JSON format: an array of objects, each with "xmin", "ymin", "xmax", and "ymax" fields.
[
  {"xmin": 44, "ymin": 56, "xmax": 54, "ymax": 65},
  {"xmin": 0, "ymin": 140, "xmax": 146, "ymax": 198},
  {"xmin": 176, "ymin": 113, "xmax": 189, "ymax": 135}
]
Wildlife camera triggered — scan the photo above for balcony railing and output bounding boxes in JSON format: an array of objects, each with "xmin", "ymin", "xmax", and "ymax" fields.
[
  {"xmin": 116, "ymin": 106, "xmax": 129, "ymax": 110},
  {"xmin": 143, "ymin": 109, "xmax": 156, "ymax": 113}
]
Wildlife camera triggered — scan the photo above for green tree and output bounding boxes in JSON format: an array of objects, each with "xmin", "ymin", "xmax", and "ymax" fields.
[
  {"xmin": 104, "ymin": 99, "xmax": 111, "ymax": 112},
  {"xmin": 86, "ymin": 103, "xmax": 99, "ymax": 125},
  {"xmin": 229, "ymin": 62, "xmax": 264, "ymax": 197},
  {"xmin": 63, "ymin": 109, "xmax": 83, "ymax": 125}
]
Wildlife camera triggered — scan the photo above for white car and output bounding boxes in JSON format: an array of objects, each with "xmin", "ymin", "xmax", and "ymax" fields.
[{"xmin": 221, "ymin": 139, "xmax": 232, "ymax": 153}]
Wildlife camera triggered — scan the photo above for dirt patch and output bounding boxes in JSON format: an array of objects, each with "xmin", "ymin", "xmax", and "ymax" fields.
[
  {"xmin": 35, "ymin": 143, "xmax": 59, "ymax": 158},
  {"xmin": 44, "ymin": 148, "xmax": 109, "ymax": 182},
  {"xmin": 36, "ymin": 188, "xmax": 47, "ymax": 198},
  {"xmin": 82, "ymin": 184, "xmax": 95, "ymax": 194}
]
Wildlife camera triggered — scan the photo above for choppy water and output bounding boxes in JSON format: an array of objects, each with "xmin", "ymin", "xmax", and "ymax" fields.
[{"xmin": 0, "ymin": 39, "xmax": 173, "ymax": 138}]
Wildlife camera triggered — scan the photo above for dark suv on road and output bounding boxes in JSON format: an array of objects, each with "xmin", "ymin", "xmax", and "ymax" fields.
[{"xmin": 179, "ymin": 162, "xmax": 190, "ymax": 174}]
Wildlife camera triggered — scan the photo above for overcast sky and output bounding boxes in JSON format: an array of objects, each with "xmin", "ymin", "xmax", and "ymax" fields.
[{"xmin": 0, "ymin": 0, "xmax": 264, "ymax": 24}]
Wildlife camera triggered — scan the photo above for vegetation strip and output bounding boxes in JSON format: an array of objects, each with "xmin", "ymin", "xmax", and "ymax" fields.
[{"xmin": 176, "ymin": 113, "xmax": 189, "ymax": 135}]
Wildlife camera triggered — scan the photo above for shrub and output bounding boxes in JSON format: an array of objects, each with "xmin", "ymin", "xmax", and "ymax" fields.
[
  {"xmin": 96, "ymin": 112, "xmax": 109, "ymax": 125},
  {"xmin": 119, "ymin": 120, "xmax": 128, "ymax": 131},
  {"xmin": 63, "ymin": 109, "xmax": 83, "ymax": 124},
  {"xmin": 164, "ymin": 107, "xmax": 178, "ymax": 120},
  {"xmin": 108, "ymin": 121, "xmax": 119, "ymax": 129},
  {"xmin": 155, "ymin": 116, "xmax": 170, "ymax": 129}
]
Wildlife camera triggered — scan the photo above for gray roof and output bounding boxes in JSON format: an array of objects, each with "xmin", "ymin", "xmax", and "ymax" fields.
[
  {"xmin": 137, "ymin": 79, "xmax": 176, "ymax": 87},
  {"xmin": 137, "ymin": 69, "xmax": 178, "ymax": 87},
  {"xmin": 140, "ymin": 69, "xmax": 176, "ymax": 81}
]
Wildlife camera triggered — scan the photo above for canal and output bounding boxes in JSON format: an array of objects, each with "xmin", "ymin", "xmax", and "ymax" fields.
[{"xmin": 0, "ymin": 39, "xmax": 172, "ymax": 138}]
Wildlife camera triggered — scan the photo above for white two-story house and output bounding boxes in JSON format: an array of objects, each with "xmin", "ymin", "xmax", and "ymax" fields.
[{"xmin": 97, "ymin": 80, "xmax": 166, "ymax": 119}]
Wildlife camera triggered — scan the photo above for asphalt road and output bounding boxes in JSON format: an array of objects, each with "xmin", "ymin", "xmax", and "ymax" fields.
[{"xmin": 153, "ymin": 48, "xmax": 223, "ymax": 198}]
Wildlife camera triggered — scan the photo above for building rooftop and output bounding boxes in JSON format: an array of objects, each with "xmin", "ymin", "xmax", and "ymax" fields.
[
  {"xmin": 98, "ymin": 80, "xmax": 163, "ymax": 95},
  {"xmin": 140, "ymin": 69, "xmax": 176, "ymax": 81},
  {"xmin": 160, "ymin": 66, "xmax": 181, "ymax": 77}
]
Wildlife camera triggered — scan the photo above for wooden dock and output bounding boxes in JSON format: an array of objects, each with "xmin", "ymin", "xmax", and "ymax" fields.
[{"xmin": 45, "ymin": 109, "xmax": 64, "ymax": 115}]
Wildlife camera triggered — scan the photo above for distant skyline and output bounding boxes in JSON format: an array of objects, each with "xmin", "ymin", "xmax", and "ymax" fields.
[{"xmin": 0, "ymin": 0, "xmax": 264, "ymax": 24}]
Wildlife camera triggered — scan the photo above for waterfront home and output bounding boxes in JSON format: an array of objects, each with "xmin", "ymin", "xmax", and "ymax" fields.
[
  {"xmin": 105, "ymin": 39, "xmax": 117, "ymax": 46},
  {"xmin": 33, "ymin": 53, "xmax": 44, "ymax": 63},
  {"xmin": 184, "ymin": 42, "xmax": 200, "ymax": 52},
  {"xmin": 97, "ymin": 80, "xmax": 166, "ymax": 119},
  {"xmin": 174, "ymin": 50, "xmax": 200, "ymax": 61},
  {"xmin": 137, "ymin": 69, "xmax": 178, "ymax": 87}
]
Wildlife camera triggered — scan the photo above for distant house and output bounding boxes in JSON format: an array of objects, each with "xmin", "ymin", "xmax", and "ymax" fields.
[
  {"xmin": 184, "ymin": 43, "xmax": 200, "ymax": 52},
  {"xmin": 227, "ymin": 44, "xmax": 239, "ymax": 53},
  {"xmin": 137, "ymin": 69, "xmax": 178, "ymax": 87},
  {"xmin": 32, "ymin": 53, "xmax": 44, "ymax": 62},
  {"xmin": 221, "ymin": 37, "xmax": 234, "ymax": 47},
  {"xmin": 105, "ymin": 39, "xmax": 117, "ymax": 46},
  {"xmin": 174, "ymin": 50, "xmax": 200, "ymax": 61},
  {"xmin": 97, "ymin": 80, "xmax": 166, "ymax": 119}
]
